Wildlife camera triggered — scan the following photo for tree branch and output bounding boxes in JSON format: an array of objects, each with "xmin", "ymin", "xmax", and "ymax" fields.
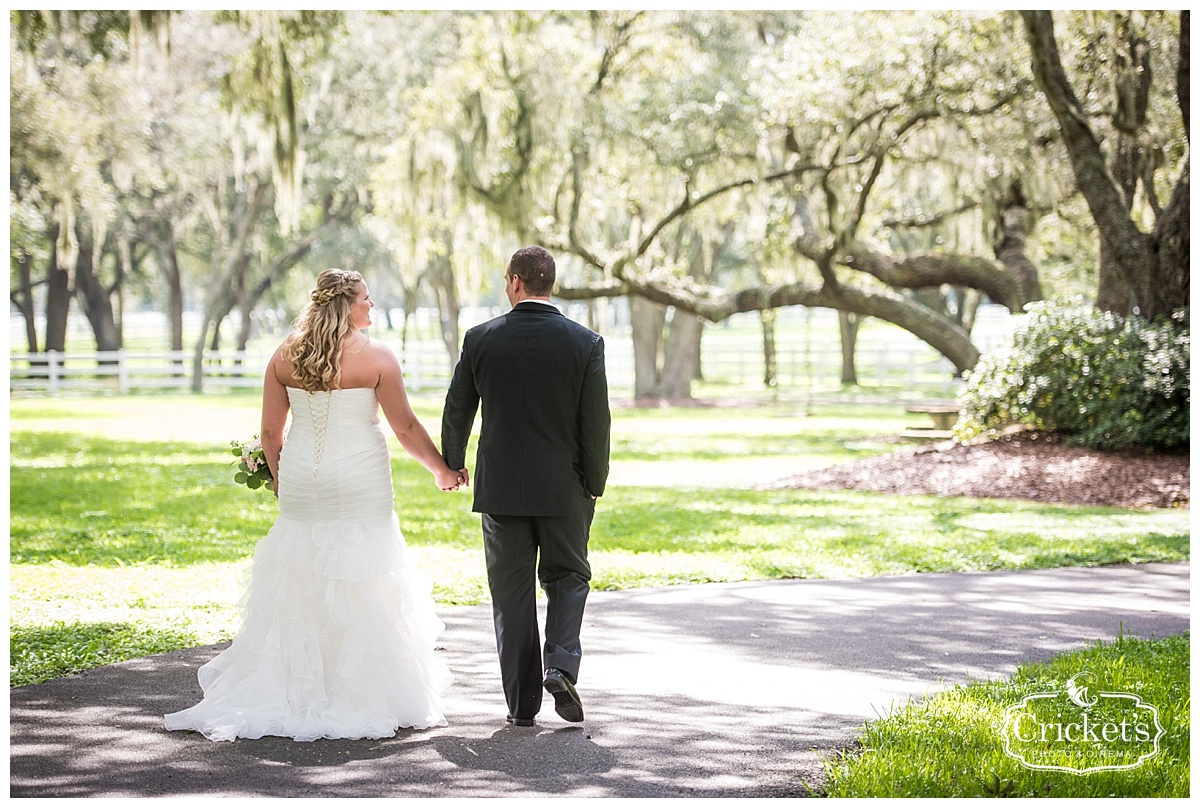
[
  {"xmin": 1020, "ymin": 11, "xmax": 1153, "ymax": 291},
  {"xmin": 562, "ymin": 13, "xmax": 643, "ymax": 272},
  {"xmin": 843, "ymin": 106, "xmax": 940, "ymax": 244},
  {"xmin": 612, "ymin": 268, "xmax": 980, "ymax": 374},
  {"xmin": 839, "ymin": 243, "xmax": 1028, "ymax": 311},
  {"xmin": 880, "ymin": 201, "xmax": 978, "ymax": 230},
  {"xmin": 591, "ymin": 11, "xmax": 642, "ymax": 94},
  {"xmin": 555, "ymin": 281, "xmax": 627, "ymax": 300},
  {"xmin": 633, "ymin": 161, "xmax": 829, "ymax": 260},
  {"xmin": 944, "ymin": 88, "xmax": 1023, "ymax": 118}
]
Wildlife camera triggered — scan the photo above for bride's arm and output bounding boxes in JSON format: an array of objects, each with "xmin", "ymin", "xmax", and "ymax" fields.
[
  {"xmin": 373, "ymin": 345, "xmax": 462, "ymax": 491},
  {"xmin": 260, "ymin": 348, "xmax": 290, "ymax": 491}
]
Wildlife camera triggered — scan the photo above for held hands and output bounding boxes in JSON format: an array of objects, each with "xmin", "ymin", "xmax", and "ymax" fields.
[{"xmin": 436, "ymin": 466, "xmax": 470, "ymax": 492}]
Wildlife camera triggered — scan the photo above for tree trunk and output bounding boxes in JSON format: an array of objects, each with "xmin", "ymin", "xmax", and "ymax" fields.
[
  {"xmin": 1095, "ymin": 16, "xmax": 1150, "ymax": 316},
  {"xmin": 230, "ymin": 262, "xmax": 247, "ymax": 363},
  {"xmin": 192, "ymin": 181, "xmax": 270, "ymax": 391},
  {"xmin": 44, "ymin": 224, "xmax": 70, "ymax": 353},
  {"xmin": 400, "ymin": 281, "xmax": 419, "ymax": 351},
  {"xmin": 838, "ymin": 310, "xmax": 860, "ymax": 385},
  {"xmin": 1022, "ymin": 11, "xmax": 1152, "ymax": 294},
  {"xmin": 426, "ymin": 246, "xmax": 461, "ymax": 364},
  {"xmin": 209, "ymin": 307, "xmax": 226, "ymax": 351},
  {"xmin": 1179, "ymin": 11, "xmax": 1190, "ymax": 142},
  {"xmin": 72, "ymin": 223, "xmax": 121, "ymax": 352},
  {"xmin": 115, "ymin": 238, "xmax": 127, "ymax": 346},
  {"xmin": 1022, "ymin": 10, "xmax": 1188, "ymax": 319},
  {"xmin": 12, "ymin": 249, "xmax": 39, "ymax": 353},
  {"xmin": 758, "ymin": 309, "xmax": 777, "ymax": 388},
  {"xmin": 1095, "ymin": 241, "xmax": 1135, "ymax": 314},
  {"xmin": 654, "ymin": 229, "xmax": 717, "ymax": 399},
  {"xmin": 992, "ymin": 181, "xmax": 1042, "ymax": 305},
  {"xmin": 1152, "ymin": 158, "xmax": 1190, "ymax": 318},
  {"xmin": 690, "ymin": 322, "xmax": 703, "ymax": 382},
  {"xmin": 237, "ymin": 199, "xmax": 358, "ymax": 354},
  {"xmin": 237, "ymin": 308, "xmax": 256, "ymax": 353},
  {"xmin": 631, "ymin": 295, "xmax": 664, "ymax": 399},
  {"xmin": 193, "ymin": 262, "xmax": 246, "ymax": 390},
  {"xmin": 659, "ymin": 307, "xmax": 702, "ymax": 398},
  {"xmin": 154, "ymin": 220, "xmax": 185, "ymax": 364},
  {"xmin": 207, "ymin": 266, "xmax": 244, "ymax": 354},
  {"xmin": 959, "ymin": 288, "xmax": 982, "ymax": 334}
]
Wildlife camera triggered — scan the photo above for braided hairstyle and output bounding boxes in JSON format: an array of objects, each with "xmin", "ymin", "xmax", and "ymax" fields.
[{"xmin": 281, "ymin": 268, "xmax": 364, "ymax": 391}]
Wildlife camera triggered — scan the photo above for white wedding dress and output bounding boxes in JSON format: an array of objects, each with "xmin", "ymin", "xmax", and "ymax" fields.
[{"xmin": 164, "ymin": 387, "xmax": 452, "ymax": 742}]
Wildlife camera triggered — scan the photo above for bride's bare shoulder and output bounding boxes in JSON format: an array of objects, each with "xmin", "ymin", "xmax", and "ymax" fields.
[
  {"xmin": 363, "ymin": 337, "xmax": 401, "ymax": 367},
  {"xmin": 267, "ymin": 344, "xmax": 300, "ymax": 387},
  {"xmin": 337, "ymin": 336, "xmax": 397, "ymax": 388}
]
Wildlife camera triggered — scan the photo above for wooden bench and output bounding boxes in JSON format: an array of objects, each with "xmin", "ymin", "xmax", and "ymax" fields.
[
  {"xmin": 905, "ymin": 404, "xmax": 961, "ymax": 431},
  {"xmin": 901, "ymin": 403, "xmax": 960, "ymax": 441}
]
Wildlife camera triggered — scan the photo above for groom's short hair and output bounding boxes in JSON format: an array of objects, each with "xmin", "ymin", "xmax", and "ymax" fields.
[{"xmin": 508, "ymin": 246, "xmax": 556, "ymax": 296}]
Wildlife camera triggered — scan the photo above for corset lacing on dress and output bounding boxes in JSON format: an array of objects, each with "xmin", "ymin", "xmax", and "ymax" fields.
[
  {"xmin": 162, "ymin": 385, "xmax": 451, "ymax": 741},
  {"xmin": 308, "ymin": 391, "xmax": 331, "ymax": 477}
]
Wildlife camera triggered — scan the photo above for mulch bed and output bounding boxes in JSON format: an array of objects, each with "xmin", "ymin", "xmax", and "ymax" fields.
[{"xmin": 771, "ymin": 431, "xmax": 1189, "ymax": 510}]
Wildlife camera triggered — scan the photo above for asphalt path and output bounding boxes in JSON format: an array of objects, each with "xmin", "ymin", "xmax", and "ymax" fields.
[{"xmin": 9, "ymin": 562, "xmax": 1190, "ymax": 798}]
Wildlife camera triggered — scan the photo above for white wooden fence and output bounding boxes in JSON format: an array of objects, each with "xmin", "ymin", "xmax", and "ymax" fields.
[
  {"xmin": 8, "ymin": 344, "xmax": 455, "ymax": 395},
  {"xmin": 10, "ymin": 350, "xmax": 261, "ymax": 394},
  {"xmin": 10, "ymin": 339, "xmax": 959, "ymax": 397}
]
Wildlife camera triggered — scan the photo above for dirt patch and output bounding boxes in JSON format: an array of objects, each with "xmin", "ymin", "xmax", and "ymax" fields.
[{"xmin": 771, "ymin": 432, "xmax": 1189, "ymax": 510}]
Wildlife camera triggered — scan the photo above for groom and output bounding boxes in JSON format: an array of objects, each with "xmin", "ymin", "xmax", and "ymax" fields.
[{"xmin": 441, "ymin": 245, "xmax": 611, "ymax": 727}]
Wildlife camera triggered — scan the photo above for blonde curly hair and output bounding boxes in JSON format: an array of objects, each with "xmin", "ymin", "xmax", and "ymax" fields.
[{"xmin": 282, "ymin": 268, "xmax": 364, "ymax": 391}]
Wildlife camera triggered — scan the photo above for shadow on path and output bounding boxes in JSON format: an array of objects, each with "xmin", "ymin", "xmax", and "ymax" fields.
[{"xmin": 10, "ymin": 562, "xmax": 1189, "ymax": 797}]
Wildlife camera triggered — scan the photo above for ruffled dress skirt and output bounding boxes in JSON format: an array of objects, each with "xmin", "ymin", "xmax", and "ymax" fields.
[{"xmin": 164, "ymin": 388, "xmax": 452, "ymax": 742}]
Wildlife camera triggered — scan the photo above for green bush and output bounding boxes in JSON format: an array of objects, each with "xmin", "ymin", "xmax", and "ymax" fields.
[{"xmin": 956, "ymin": 300, "xmax": 1189, "ymax": 451}]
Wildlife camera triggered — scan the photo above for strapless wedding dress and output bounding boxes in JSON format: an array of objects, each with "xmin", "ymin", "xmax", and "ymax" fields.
[{"xmin": 164, "ymin": 387, "xmax": 452, "ymax": 742}]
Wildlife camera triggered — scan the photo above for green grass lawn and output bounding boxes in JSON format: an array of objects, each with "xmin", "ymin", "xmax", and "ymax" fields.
[
  {"xmin": 822, "ymin": 632, "xmax": 1190, "ymax": 797},
  {"xmin": 9, "ymin": 391, "xmax": 1190, "ymax": 688}
]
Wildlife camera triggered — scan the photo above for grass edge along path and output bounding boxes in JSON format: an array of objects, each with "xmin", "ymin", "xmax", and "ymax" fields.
[
  {"xmin": 10, "ymin": 395, "xmax": 1189, "ymax": 687},
  {"xmin": 820, "ymin": 632, "xmax": 1190, "ymax": 798},
  {"xmin": 10, "ymin": 486, "xmax": 1189, "ymax": 689}
]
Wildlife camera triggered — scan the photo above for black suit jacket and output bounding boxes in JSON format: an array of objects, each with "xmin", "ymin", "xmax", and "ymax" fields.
[{"xmin": 441, "ymin": 302, "xmax": 611, "ymax": 516}]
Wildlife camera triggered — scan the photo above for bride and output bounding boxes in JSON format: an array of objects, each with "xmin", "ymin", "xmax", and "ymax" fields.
[{"xmin": 165, "ymin": 268, "xmax": 460, "ymax": 742}]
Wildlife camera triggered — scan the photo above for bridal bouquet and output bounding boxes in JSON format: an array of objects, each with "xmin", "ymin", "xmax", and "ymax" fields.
[{"xmin": 230, "ymin": 436, "xmax": 273, "ymax": 491}]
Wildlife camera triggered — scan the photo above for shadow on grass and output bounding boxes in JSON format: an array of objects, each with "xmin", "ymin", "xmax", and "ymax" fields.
[
  {"xmin": 823, "ymin": 634, "xmax": 1190, "ymax": 797},
  {"xmin": 12, "ymin": 434, "xmax": 1190, "ymax": 575},
  {"xmin": 10, "ymin": 620, "xmax": 202, "ymax": 687},
  {"xmin": 10, "ymin": 432, "xmax": 481, "ymax": 565},
  {"xmin": 12, "ymin": 432, "xmax": 269, "ymax": 565},
  {"xmin": 610, "ymin": 430, "xmax": 898, "ymax": 462},
  {"xmin": 592, "ymin": 486, "xmax": 1190, "ymax": 572}
]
